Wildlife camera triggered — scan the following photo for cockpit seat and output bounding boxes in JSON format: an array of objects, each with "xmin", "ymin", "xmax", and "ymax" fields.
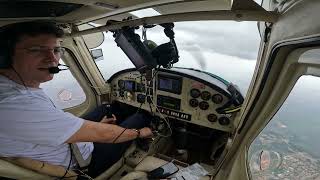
[
  {"xmin": 0, "ymin": 157, "xmax": 77, "ymax": 180},
  {"xmin": 0, "ymin": 142, "xmax": 139, "ymax": 180}
]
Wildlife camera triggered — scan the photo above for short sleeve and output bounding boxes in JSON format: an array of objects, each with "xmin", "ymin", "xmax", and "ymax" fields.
[{"xmin": 0, "ymin": 93, "xmax": 84, "ymax": 146}]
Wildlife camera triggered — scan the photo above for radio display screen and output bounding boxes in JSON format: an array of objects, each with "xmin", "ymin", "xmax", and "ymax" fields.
[
  {"xmin": 157, "ymin": 95, "xmax": 181, "ymax": 110},
  {"xmin": 157, "ymin": 75, "xmax": 182, "ymax": 94},
  {"xmin": 124, "ymin": 80, "xmax": 135, "ymax": 91}
]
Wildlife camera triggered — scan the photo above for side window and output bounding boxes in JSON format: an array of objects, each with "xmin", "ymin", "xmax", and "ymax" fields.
[
  {"xmin": 248, "ymin": 74, "xmax": 320, "ymax": 179},
  {"xmin": 40, "ymin": 59, "xmax": 86, "ymax": 109},
  {"xmin": 92, "ymin": 32, "xmax": 135, "ymax": 80}
]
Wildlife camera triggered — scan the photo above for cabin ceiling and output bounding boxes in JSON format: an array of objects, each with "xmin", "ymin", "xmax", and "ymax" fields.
[
  {"xmin": 0, "ymin": 0, "xmax": 233, "ymax": 26},
  {"xmin": 0, "ymin": 0, "xmax": 280, "ymax": 36}
]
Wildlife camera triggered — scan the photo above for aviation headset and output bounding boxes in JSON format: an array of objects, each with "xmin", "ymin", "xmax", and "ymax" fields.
[
  {"xmin": 143, "ymin": 23, "xmax": 179, "ymax": 68},
  {"xmin": 0, "ymin": 24, "xmax": 14, "ymax": 69},
  {"xmin": 112, "ymin": 20, "xmax": 179, "ymax": 70}
]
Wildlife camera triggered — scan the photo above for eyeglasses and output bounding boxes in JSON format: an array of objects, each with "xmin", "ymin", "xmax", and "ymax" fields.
[{"xmin": 18, "ymin": 46, "xmax": 66, "ymax": 57}]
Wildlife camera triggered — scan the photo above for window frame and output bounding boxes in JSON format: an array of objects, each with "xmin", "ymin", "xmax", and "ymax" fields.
[{"xmin": 245, "ymin": 37, "xmax": 320, "ymax": 179}]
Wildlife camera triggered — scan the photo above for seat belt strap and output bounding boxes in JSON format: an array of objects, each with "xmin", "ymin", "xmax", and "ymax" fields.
[{"xmin": 70, "ymin": 144, "xmax": 91, "ymax": 168}]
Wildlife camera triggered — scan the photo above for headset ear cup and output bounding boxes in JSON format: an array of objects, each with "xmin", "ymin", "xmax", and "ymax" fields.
[
  {"xmin": 0, "ymin": 45, "xmax": 10, "ymax": 69},
  {"xmin": 143, "ymin": 40, "xmax": 158, "ymax": 51},
  {"xmin": 151, "ymin": 42, "xmax": 175, "ymax": 66},
  {"xmin": 0, "ymin": 28, "xmax": 11, "ymax": 69}
]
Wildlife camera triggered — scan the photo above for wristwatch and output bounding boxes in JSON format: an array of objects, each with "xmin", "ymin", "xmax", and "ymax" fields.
[{"xmin": 132, "ymin": 129, "xmax": 140, "ymax": 139}]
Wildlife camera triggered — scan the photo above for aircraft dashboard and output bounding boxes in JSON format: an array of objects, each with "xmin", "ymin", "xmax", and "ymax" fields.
[{"xmin": 108, "ymin": 68, "xmax": 238, "ymax": 132}]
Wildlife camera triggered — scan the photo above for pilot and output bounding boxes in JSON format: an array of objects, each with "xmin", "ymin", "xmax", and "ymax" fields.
[{"xmin": 0, "ymin": 21, "xmax": 153, "ymax": 178}]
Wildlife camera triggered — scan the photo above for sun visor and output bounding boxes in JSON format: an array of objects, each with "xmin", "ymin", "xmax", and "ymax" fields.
[
  {"xmin": 153, "ymin": 0, "xmax": 232, "ymax": 14},
  {"xmin": 77, "ymin": 24, "xmax": 104, "ymax": 49}
]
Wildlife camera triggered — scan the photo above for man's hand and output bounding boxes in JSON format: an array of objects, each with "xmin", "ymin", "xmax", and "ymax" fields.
[
  {"xmin": 100, "ymin": 114, "xmax": 117, "ymax": 124},
  {"xmin": 138, "ymin": 127, "xmax": 154, "ymax": 138}
]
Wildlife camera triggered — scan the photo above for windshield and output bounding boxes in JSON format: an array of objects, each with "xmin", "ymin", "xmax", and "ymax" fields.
[{"xmin": 91, "ymin": 21, "xmax": 260, "ymax": 96}]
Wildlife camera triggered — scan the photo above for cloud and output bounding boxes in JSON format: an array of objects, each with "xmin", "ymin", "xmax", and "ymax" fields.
[
  {"xmin": 174, "ymin": 50, "xmax": 256, "ymax": 94},
  {"xmin": 174, "ymin": 21, "xmax": 261, "ymax": 60},
  {"xmin": 179, "ymin": 43, "xmax": 207, "ymax": 69}
]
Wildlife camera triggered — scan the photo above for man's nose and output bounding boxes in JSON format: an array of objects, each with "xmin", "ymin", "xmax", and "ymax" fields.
[{"xmin": 45, "ymin": 50, "xmax": 60, "ymax": 63}]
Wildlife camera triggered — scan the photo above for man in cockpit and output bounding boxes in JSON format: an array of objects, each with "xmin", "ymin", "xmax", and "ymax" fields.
[{"xmin": 0, "ymin": 21, "xmax": 153, "ymax": 177}]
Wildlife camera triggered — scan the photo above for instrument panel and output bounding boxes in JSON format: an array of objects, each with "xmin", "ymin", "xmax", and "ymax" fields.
[{"xmin": 109, "ymin": 68, "xmax": 237, "ymax": 132}]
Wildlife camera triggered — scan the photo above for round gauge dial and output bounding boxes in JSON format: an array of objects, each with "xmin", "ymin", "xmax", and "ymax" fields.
[
  {"xmin": 207, "ymin": 114, "xmax": 218, "ymax": 122},
  {"xmin": 212, "ymin": 94, "xmax": 223, "ymax": 104},
  {"xmin": 201, "ymin": 91, "xmax": 211, "ymax": 101},
  {"xmin": 199, "ymin": 101, "xmax": 209, "ymax": 110},
  {"xmin": 190, "ymin": 88, "xmax": 201, "ymax": 98},
  {"xmin": 218, "ymin": 117, "xmax": 230, "ymax": 126},
  {"xmin": 189, "ymin": 99, "xmax": 199, "ymax": 108}
]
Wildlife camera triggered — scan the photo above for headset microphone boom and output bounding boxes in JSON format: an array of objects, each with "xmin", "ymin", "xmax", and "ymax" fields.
[{"xmin": 48, "ymin": 64, "xmax": 69, "ymax": 74}]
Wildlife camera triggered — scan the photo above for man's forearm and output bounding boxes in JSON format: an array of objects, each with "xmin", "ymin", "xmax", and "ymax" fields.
[
  {"xmin": 66, "ymin": 120, "xmax": 139, "ymax": 143},
  {"xmin": 107, "ymin": 127, "xmax": 140, "ymax": 143}
]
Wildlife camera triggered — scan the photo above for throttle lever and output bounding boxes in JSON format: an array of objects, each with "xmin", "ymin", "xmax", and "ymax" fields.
[{"xmin": 104, "ymin": 104, "xmax": 113, "ymax": 118}]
